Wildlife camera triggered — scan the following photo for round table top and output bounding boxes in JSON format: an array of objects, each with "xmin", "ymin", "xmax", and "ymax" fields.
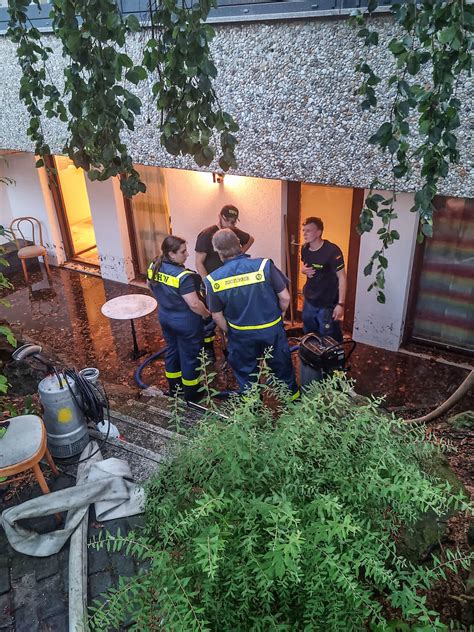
[{"xmin": 101, "ymin": 294, "xmax": 157, "ymax": 320}]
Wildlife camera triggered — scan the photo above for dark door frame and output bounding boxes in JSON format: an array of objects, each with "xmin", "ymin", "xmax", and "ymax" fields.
[
  {"xmin": 402, "ymin": 237, "xmax": 426, "ymax": 346},
  {"xmin": 285, "ymin": 183, "xmax": 363, "ymax": 332},
  {"xmin": 121, "ymin": 190, "xmax": 142, "ymax": 279},
  {"xmin": 44, "ymin": 155, "xmax": 75, "ymax": 261},
  {"xmin": 344, "ymin": 188, "xmax": 364, "ymax": 331}
]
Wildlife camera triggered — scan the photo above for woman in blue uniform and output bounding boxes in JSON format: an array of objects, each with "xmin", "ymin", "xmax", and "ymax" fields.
[{"xmin": 148, "ymin": 236, "xmax": 210, "ymax": 402}]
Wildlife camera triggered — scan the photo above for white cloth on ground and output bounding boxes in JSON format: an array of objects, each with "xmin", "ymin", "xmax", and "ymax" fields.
[{"xmin": 1, "ymin": 448, "xmax": 145, "ymax": 557}]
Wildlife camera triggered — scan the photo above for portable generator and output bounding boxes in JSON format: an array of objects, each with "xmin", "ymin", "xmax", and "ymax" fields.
[{"xmin": 298, "ymin": 333, "xmax": 356, "ymax": 388}]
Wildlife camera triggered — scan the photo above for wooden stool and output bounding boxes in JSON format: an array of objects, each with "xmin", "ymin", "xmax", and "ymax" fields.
[{"xmin": 0, "ymin": 415, "xmax": 59, "ymax": 495}]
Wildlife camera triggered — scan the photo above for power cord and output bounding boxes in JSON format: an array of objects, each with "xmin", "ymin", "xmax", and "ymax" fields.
[{"xmin": 61, "ymin": 368, "xmax": 112, "ymax": 464}]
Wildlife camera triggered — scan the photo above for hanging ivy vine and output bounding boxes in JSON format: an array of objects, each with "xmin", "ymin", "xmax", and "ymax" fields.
[
  {"xmin": 351, "ymin": 0, "xmax": 473, "ymax": 303},
  {"xmin": 7, "ymin": 0, "xmax": 238, "ymax": 197}
]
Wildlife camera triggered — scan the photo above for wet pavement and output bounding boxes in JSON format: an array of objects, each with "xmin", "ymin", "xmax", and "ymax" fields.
[
  {"xmin": 0, "ymin": 265, "xmax": 472, "ymax": 631},
  {"xmin": 0, "ymin": 466, "xmax": 147, "ymax": 632},
  {"xmin": 0, "ymin": 265, "xmax": 472, "ymax": 412}
]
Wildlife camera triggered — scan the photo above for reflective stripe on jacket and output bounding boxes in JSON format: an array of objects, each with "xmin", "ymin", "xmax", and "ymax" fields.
[
  {"xmin": 148, "ymin": 260, "xmax": 197, "ymax": 314},
  {"xmin": 205, "ymin": 255, "xmax": 282, "ymax": 332}
]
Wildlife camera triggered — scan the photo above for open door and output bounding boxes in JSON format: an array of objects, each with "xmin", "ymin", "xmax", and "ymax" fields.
[
  {"xmin": 48, "ymin": 155, "xmax": 99, "ymax": 266},
  {"xmin": 286, "ymin": 183, "xmax": 363, "ymax": 333}
]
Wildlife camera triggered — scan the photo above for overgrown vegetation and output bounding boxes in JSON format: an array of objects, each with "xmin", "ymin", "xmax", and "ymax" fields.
[
  {"xmin": 89, "ymin": 376, "xmax": 471, "ymax": 631},
  {"xmin": 0, "ymin": 225, "xmax": 17, "ymax": 394},
  {"xmin": 6, "ymin": 0, "xmax": 238, "ymax": 197},
  {"xmin": 351, "ymin": 0, "xmax": 473, "ymax": 303}
]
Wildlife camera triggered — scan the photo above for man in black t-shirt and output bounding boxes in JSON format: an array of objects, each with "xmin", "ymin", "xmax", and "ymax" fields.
[
  {"xmin": 300, "ymin": 216, "xmax": 346, "ymax": 342},
  {"xmin": 195, "ymin": 205, "xmax": 255, "ymax": 278}
]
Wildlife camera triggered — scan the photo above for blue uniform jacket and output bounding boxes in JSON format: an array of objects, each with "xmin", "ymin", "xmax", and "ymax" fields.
[
  {"xmin": 204, "ymin": 254, "xmax": 285, "ymax": 332},
  {"xmin": 148, "ymin": 260, "xmax": 201, "ymax": 316}
]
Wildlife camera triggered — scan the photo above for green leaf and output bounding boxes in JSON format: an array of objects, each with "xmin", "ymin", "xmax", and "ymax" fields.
[
  {"xmin": 125, "ymin": 66, "xmax": 147, "ymax": 85},
  {"xmin": 421, "ymin": 223, "xmax": 433, "ymax": 238},
  {"xmin": 367, "ymin": 0, "xmax": 378, "ymax": 13},
  {"xmin": 388, "ymin": 39, "xmax": 405, "ymax": 55},
  {"xmin": 126, "ymin": 15, "xmax": 141, "ymax": 32},
  {"xmin": 406, "ymin": 54, "xmax": 420, "ymax": 76},
  {"xmin": 438, "ymin": 26, "xmax": 456, "ymax": 44}
]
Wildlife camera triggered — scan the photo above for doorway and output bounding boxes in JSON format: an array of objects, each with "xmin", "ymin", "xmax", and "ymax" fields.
[
  {"xmin": 50, "ymin": 156, "xmax": 99, "ymax": 266},
  {"xmin": 286, "ymin": 183, "xmax": 363, "ymax": 332}
]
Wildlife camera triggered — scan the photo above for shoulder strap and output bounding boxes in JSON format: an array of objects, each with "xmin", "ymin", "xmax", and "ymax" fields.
[{"xmin": 176, "ymin": 269, "xmax": 193, "ymax": 281}]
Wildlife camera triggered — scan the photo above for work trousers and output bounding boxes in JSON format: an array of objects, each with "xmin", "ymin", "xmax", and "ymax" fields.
[
  {"xmin": 159, "ymin": 311, "xmax": 204, "ymax": 402},
  {"xmin": 302, "ymin": 301, "xmax": 343, "ymax": 342},
  {"xmin": 227, "ymin": 324, "xmax": 299, "ymax": 398},
  {"xmin": 203, "ymin": 316, "xmax": 216, "ymax": 360}
]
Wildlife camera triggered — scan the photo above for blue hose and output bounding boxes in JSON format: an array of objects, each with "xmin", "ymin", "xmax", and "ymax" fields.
[
  {"xmin": 134, "ymin": 348, "xmax": 167, "ymax": 389},
  {"xmin": 135, "ymin": 344, "xmax": 301, "ymax": 393},
  {"xmin": 134, "ymin": 347, "xmax": 238, "ymax": 397}
]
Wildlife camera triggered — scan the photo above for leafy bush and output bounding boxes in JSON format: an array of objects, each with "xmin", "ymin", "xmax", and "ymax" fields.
[
  {"xmin": 0, "ymin": 225, "xmax": 16, "ymax": 393},
  {"xmin": 89, "ymin": 376, "xmax": 470, "ymax": 631}
]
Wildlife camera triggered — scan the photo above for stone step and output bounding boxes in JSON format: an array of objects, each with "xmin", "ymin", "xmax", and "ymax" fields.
[
  {"xmin": 116, "ymin": 396, "xmax": 202, "ymax": 431},
  {"xmin": 87, "ymin": 410, "xmax": 186, "ymax": 482}
]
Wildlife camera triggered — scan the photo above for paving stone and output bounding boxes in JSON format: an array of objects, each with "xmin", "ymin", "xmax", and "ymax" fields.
[
  {"xmin": 0, "ymin": 593, "xmax": 14, "ymax": 630},
  {"xmin": 35, "ymin": 555, "xmax": 59, "ymax": 581},
  {"xmin": 0, "ymin": 558, "xmax": 10, "ymax": 595},
  {"xmin": 11, "ymin": 573, "xmax": 36, "ymax": 611},
  {"xmin": 126, "ymin": 515, "xmax": 145, "ymax": 531},
  {"xmin": 10, "ymin": 556, "xmax": 33, "ymax": 582},
  {"xmin": 39, "ymin": 613, "xmax": 68, "ymax": 632},
  {"xmin": 110, "ymin": 551, "xmax": 135, "ymax": 578},
  {"xmin": 89, "ymin": 571, "xmax": 113, "ymax": 602},
  {"xmin": 101, "ymin": 518, "xmax": 127, "ymax": 537},
  {"xmin": 37, "ymin": 575, "xmax": 67, "ymax": 621},
  {"xmin": 88, "ymin": 544, "xmax": 110, "ymax": 575},
  {"xmin": 13, "ymin": 605, "xmax": 40, "ymax": 632}
]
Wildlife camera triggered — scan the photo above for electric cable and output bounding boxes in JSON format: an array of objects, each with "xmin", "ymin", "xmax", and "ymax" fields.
[{"xmin": 60, "ymin": 368, "xmax": 112, "ymax": 464}]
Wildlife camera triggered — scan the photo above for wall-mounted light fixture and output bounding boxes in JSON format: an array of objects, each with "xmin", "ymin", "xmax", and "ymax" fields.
[{"xmin": 212, "ymin": 172, "xmax": 225, "ymax": 184}]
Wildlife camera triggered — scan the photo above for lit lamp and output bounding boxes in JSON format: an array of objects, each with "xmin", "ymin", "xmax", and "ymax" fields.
[{"xmin": 212, "ymin": 172, "xmax": 225, "ymax": 184}]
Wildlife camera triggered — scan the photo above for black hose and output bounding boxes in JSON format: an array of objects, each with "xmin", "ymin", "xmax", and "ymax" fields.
[{"xmin": 62, "ymin": 368, "xmax": 112, "ymax": 463}]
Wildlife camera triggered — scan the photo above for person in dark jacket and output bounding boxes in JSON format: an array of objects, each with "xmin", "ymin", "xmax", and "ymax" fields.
[
  {"xmin": 148, "ymin": 236, "xmax": 210, "ymax": 402},
  {"xmin": 204, "ymin": 229, "xmax": 299, "ymax": 399}
]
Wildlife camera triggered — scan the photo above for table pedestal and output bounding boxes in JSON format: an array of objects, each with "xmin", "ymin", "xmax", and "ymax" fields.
[{"xmin": 130, "ymin": 319, "xmax": 146, "ymax": 360}]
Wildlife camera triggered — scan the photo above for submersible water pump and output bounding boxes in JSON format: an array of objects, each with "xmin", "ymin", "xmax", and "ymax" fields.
[
  {"xmin": 12, "ymin": 344, "xmax": 112, "ymax": 458},
  {"xmin": 37, "ymin": 369, "xmax": 99, "ymax": 458}
]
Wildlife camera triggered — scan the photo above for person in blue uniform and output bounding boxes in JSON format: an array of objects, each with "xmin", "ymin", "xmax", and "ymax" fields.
[
  {"xmin": 204, "ymin": 229, "xmax": 299, "ymax": 400},
  {"xmin": 148, "ymin": 235, "xmax": 210, "ymax": 402}
]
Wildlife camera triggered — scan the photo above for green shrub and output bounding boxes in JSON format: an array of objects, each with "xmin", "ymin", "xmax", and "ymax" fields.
[{"xmin": 89, "ymin": 376, "xmax": 471, "ymax": 631}]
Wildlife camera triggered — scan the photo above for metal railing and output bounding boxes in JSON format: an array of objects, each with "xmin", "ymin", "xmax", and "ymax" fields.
[{"xmin": 0, "ymin": 0, "xmax": 398, "ymax": 33}]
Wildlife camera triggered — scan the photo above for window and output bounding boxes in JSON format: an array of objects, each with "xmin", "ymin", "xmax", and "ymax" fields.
[{"xmin": 410, "ymin": 196, "xmax": 474, "ymax": 353}]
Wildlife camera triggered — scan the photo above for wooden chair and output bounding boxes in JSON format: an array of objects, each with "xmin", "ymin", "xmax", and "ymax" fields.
[
  {"xmin": 9, "ymin": 217, "xmax": 52, "ymax": 284},
  {"xmin": 0, "ymin": 414, "xmax": 59, "ymax": 496}
]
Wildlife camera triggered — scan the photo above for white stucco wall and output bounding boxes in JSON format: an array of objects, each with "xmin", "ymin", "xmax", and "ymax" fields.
[
  {"xmin": 84, "ymin": 177, "xmax": 135, "ymax": 283},
  {"xmin": 163, "ymin": 169, "xmax": 286, "ymax": 272},
  {"xmin": 0, "ymin": 152, "xmax": 65, "ymax": 264},
  {"xmin": 353, "ymin": 191, "xmax": 419, "ymax": 351}
]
